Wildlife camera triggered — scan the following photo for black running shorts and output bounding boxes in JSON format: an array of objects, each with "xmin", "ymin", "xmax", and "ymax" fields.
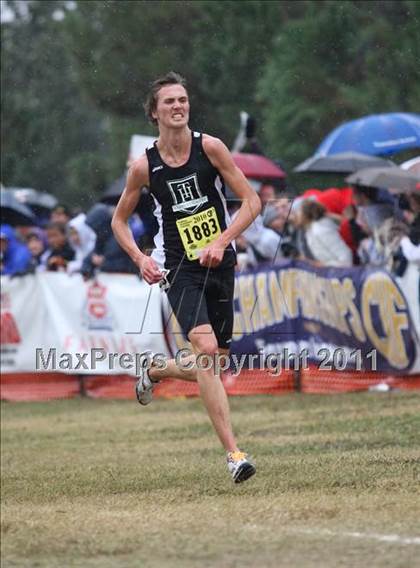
[{"xmin": 165, "ymin": 267, "xmax": 235, "ymax": 349}]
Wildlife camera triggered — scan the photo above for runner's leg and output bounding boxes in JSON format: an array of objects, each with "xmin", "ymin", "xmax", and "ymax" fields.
[
  {"xmin": 148, "ymin": 347, "xmax": 230, "ymax": 382},
  {"xmin": 151, "ymin": 269, "xmax": 206, "ymax": 383},
  {"xmin": 188, "ymin": 324, "xmax": 238, "ymax": 452},
  {"xmin": 148, "ymin": 354, "xmax": 197, "ymax": 382}
]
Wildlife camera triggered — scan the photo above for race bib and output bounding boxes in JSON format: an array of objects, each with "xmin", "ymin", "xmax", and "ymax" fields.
[{"xmin": 176, "ymin": 206, "xmax": 221, "ymax": 260}]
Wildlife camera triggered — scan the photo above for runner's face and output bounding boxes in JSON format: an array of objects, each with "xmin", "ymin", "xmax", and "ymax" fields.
[{"xmin": 153, "ymin": 84, "xmax": 189, "ymax": 129}]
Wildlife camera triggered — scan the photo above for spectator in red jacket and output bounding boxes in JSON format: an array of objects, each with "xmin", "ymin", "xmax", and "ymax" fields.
[{"xmin": 303, "ymin": 187, "xmax": 357, "ymax": 259}]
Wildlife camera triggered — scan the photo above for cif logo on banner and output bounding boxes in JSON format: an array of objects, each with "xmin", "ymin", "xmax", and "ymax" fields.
[
  {"xmin": 232, "ymin": 263, "xmax": 417, "ymax": 372},
  {"xmin": 82, "ymin": 281, "xmax": 114, "ymax": 331},
  {"xmin": 0, "ymin": 293, "xmax": 21, "ymax": 345}
]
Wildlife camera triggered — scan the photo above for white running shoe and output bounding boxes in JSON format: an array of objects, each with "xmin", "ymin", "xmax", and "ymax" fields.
[
  {"xmin": 135, "ymin": 354, "xmax": 157, "ymax": 406},
  {"xmin": 227, "ymin": 451, "xmax": 256, "ymax": 483}
]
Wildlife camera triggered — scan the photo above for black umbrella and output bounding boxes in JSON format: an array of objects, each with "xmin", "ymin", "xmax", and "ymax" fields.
[
  {"xmin": 100, "ymin": 175, "xmax": 126, "ymax": 205},
  {"xmin": 6, "ymin": 188, "xmax": 58, "ymax": 224},
  {"xmin": 8, "ymin": 187, "xmax": 58, "ymax": 213},
  {"xmin": 346, "ymin": 167, "xmax": 420, "ymax": 193},
  {"xmin": 1, "ymin": 191, "xmax": 37, "ymax": 226},
  {"xmin": 98, "ymin": 174, "xmax": 158, "ymax": 235},
  {"xmin": 294, "ymin": 152, "xmax": 395, "ymax": 174}
]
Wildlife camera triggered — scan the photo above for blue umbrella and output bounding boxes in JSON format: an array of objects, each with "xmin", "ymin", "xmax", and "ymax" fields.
[{"xmin": 315, "ymin": 113, "xmax": 420, "ymax": 157}]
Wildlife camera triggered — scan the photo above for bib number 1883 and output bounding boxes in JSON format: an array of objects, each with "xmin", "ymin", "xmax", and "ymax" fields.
[
  {"xmin": 176, "ymin": 206, "xmax": 221, "ymax": 260},
  {"xmin": 182, "ymin": 217, "xmax": 218, "ymax": 244}
]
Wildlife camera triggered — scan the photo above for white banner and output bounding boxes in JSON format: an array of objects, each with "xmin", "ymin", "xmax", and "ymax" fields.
[
  {"xmin": 1, "ymin": 266, "xmax": 419, "ymax": 375},
  {"xmin": 1, "ymin": 274, "xmax": 45, "ymax": 371},
  {"xmin": 1, "ymin": 273, "xmax": 168, "ymax": 374}
]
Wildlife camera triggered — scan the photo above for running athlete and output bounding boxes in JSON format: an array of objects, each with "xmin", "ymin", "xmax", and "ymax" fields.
[{"xmin": 112, "ymin": 72, "xmax": 261, "ymax": 483}]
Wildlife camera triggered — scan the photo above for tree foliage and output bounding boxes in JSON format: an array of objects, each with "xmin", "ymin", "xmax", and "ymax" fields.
[
  {"xmin": 258, "ymin": 0, "xmax": 420, "ymax": 168},
  {"xmin": 63, "ymin": 1, "xmax": 301, "ymax": 140},
  {"xmin": 63, "ymin": 0, "xmax": 201, "ymax": 120},
  {"xmin": 1, "ymin": 0, "xmax": 107, "ymax": 207},
  {"xmin": 184, "ymin": 1, "xmax": 303, "ymax": 140},
  {"xmin": 2, "ymin": 0, "xmax": 419, "ymax": 203}
]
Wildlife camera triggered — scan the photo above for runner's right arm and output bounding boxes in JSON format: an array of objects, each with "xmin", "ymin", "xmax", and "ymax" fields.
[{"xmin": 111, "ymin": 156, "xmax": 163, "ymax": 284}]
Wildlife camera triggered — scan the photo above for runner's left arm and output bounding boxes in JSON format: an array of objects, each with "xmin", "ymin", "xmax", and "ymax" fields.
[{"xmin": 201, "ymin": 136, "xmax": 261, "ymax": 267}]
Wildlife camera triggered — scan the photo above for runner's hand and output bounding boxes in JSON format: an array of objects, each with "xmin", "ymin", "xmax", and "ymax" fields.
[
  {"xmin": 138, "ymin": 256, "xmax": 163, "ymax": 285},
  {"xmin": 199, "ymin": 241, "xmax": 225, "ymax": 268}
]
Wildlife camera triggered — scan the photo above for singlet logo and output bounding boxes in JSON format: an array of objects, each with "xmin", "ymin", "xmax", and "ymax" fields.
[{"xmin": 167, "ymin": 173, "xmax": 208, "ymax": 214}]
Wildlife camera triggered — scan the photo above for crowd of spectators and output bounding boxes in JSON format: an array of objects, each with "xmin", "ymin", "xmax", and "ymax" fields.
[
  {"xmin": 0, "ymin": 202, "xmax": 146, "ymax": 278},
  {"xmin": 1, "ymin": 180, "xmax": 419, "ymax": 279},
  {"xmin": 230, "ymin": 181, "xmax": 420, "ymax": 277}
]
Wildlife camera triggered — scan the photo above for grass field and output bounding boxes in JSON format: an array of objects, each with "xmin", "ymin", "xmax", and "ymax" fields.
[{"xmin": 1, "ymin": 391, "xmax": 420, "ymax": 568}]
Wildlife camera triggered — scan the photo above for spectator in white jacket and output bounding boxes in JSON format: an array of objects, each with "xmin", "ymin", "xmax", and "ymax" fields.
[
  {"xmin": 238, "ymin": 212, "xmax": 282, "ymax": 263},
  {"xmin": 67, "ymin": 214, "xmax": 97, "ymax": 274},
  {"xmin": 300, "ymin": 199, "xmax": 353, "ymax": 267}
]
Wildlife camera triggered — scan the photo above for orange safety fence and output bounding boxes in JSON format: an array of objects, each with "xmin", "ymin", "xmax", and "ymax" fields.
[
  {"xmin": 300, "ymin": 365, "xmax": 420, "ymax": 393},
  {"xmin": 0, "ymin": 373, "xmax": 81, "ymax": 402},
  {"xmin": 1, "ymin": 369, "xmax": 418, "ymax": 402}
]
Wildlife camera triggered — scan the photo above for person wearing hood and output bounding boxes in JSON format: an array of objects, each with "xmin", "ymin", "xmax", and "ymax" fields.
[
  {"xmin": 0, "ymin": 224, "xmax": 32, "ymax": 276},
  {"xmin": 67, "ymin": 213, "xmax": 96, "ymax": 274}
]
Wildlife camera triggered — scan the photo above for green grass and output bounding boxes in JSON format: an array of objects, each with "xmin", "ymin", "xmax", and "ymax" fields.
[{"xmin": 1, "ymin": 392, "xmax": 420, "ymax": 568}]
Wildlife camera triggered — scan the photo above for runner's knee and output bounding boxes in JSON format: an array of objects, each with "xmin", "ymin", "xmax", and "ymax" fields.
[{"xmin": 189, "ymin": 330, "xmax": 218, "ymax": 358}]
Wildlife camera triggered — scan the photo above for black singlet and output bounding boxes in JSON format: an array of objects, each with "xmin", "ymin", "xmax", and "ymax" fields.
[{"xmin": 146, "ymin": 131, "xmax": 236, "ymax": 271}]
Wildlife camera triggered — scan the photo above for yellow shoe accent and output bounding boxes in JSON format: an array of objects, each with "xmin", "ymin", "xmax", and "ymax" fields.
[{"xmin": 228, "ymin": 451, "xmax": 247, "ymax": 462}]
